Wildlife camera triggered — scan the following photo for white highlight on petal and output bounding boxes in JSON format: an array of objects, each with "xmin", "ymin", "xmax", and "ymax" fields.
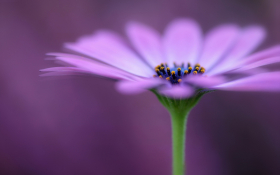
[
  {"xmin": 126, "ymin": 22, "xmax": 164, "ymax": 67},
  {"xmin": 163, "ymin": 18, "xmax": 202, "ymax": 66},
  {"xmin": 65, "ymin": 30, "xmax": 154, "ymax": 77},
  {"xmin": 158, "ymin": 85, "xmax": 194, "ymax": 98},
  {"xmin": 116, "ymin": 78, "xmax": 167, "ymax": 94},
  {"xmin": 214, "ymin": 72, "xmax": 280, "ymax": 91}
]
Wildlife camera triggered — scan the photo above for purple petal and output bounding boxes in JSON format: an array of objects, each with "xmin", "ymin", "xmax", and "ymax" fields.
[
  {"xmin": 116, "ymin": 78, "xmax": 167, "ymax": 94},
  {"xmin": 214, "ymin": 72, "xmax": 280, "ymax": 91},
  {"xmin": 198, "ymin": 24, "xmax": 240, "ymax": 69},
  {"xmin": 64, "ymin": 30, "xmax": 154, "ymax": 77},
  {"xmin": 231, "ymin": 68, "xmax": 267, "ymax": 75},
  {"xmin": 208, "ymin": 26, "xmax": 266, "ymax": 75},
  {"xmin": 158, "ymin": 85, "xmax": 194, "ymax": 99},
  {"xmin": 126, "ymin": 22, "xmax": 164, "ymax": 67},
  {"xmin": 40, "ymin": 67, "xmax": 91, "ymax": 76},
  {"xmin": 242, "ymin": 45, "xmax": 280, "ymax": 64},
  {"xmin": 163, "ymin": 18, "xmax": 202, "ymax": 66},
  {"xmin": 185, "ymin": 75, "xmax": 227, "ymax": 88},
  {"xmin": 46, "ymin": 53, "xmax": 140, "ymax": 80},
  {"xmin": 234, "ymin": 56, "xmax": 280, "ymax": 72}
]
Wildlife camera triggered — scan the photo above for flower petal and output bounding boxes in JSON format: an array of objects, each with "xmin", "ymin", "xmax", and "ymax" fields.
[
  {"xmin": 208, "ymin": 26, "xmax": 266, "ymax": 75},
  {"xmin": 163, "ymin": 18, "xmax": 202, "ymax": 66},
  {"xmin": 242, "ymin": 45, "xmax": 280, "ymax": 64},
  {"xmin": 214, "ymin": 72, "xmax": 280, "ymax": 91},
  {"xmin": 46, "ymin": 53, "xmax": 140, "ymax": 80},
  {"xmin": 198, "ymin": 24, "xmax": 240, "ymax": 69},
  {"xmin": 126, "ymin": 22, "xmax": 164, "ymax": 67},
  {"xmin": 234, "ymin": 56, "xmax": 280, "ymax": 72},
  {"xmin": 40, "ymin": 67, "xmax": 91, "ymax": 76},
  {"xmin": 65, "ymin": 30, "xmax": 154, "ymax": 77},
  {"xmin": 185, "ymin": 75, "xmax": 227, "ymax": 88},
  {"xmin": 116, "ymin": 78, "xmax": 167, "ymax": 94},
  {"xmin": 158, "ymin": 85, "xmax": 194, "ymax": 98}
]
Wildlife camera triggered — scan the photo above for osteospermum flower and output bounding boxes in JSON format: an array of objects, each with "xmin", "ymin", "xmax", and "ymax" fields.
[
  {"xmin": 41, "ymin": 18, "xmax": 280, "ymax": 175},
  {"xmin": 42, "ymin": 19, "xmax": 280, "ymax": 98}
]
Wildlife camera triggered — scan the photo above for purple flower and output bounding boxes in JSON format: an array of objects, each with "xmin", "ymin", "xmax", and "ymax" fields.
[{"xmin": 42, "ymin": 18, "xmax": 280, "ymax": 98}]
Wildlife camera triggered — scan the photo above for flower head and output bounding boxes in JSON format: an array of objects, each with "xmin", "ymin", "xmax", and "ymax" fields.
[{"xmin": 41, "ymin": 18, "xmax": 280, "ymax": 98}]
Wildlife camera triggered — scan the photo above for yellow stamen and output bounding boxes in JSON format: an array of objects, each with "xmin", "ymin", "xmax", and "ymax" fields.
[
  {"xmin": 166, "ymin": 77, "xmax": 170, "ymax": 81},
  {"xmin": 184, "ymin": 70, "xmax": 188, "ymax": 75},
  {"xmin": 178, "ymin": 79, "xmax": 182, "ymax": 83},
  {"xmin": 177, "ymin": 68, "xmax": 182, "ymax": 76},
  {"xmin": 160, "ymin": 66, "xmax": 166, "ymax": 74},
  {"xmin": 159, "ymin": 75, "xmax": 163, "ymax": 78},
  {"xmin": 155, "ymin": 69, "xmax": 161, "ymax": 76},
  {"xmin": 167, "ymin": 67, "xmax": 171, "ymax": 76},
  {"xmin": 188, "ymin": 67, "xmax": 192, "ymax": 71},
  {"xmin": 195, "ymin": 67, "xmax": 199, "ymax": 71},
  {"xmin": 200, "ymin": 69, "xmax": 205, "ymax": 73},
  {"xmin": 171, "ymin": 71, "xmax": 176, "ymax": 79},
  {"xmin": 193, "ymin": 71, "xmax": 197, "ymax": 75},
  {"xmin": 195, "ymin": 63, "xmax": 200, "ymax": 67}
]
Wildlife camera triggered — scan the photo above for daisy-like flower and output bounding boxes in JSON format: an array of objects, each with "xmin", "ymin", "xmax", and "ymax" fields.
[
  {"xmin": 42, "ymin": 18, "xmax": 280, "ymax": 175},
  {"xmin": 42, "ymin": 19, "xmax": 280, "ymax": 99}
]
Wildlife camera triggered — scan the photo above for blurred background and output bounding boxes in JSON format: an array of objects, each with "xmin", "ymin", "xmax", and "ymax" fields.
[{"xmin": 1, "ymin": 0, "xmax": 280, "ymax": 174}]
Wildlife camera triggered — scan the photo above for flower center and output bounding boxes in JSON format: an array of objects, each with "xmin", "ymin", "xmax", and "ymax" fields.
[{"xmin": 153, "ymin": 63, "xmax": 205, "ymax": 84}]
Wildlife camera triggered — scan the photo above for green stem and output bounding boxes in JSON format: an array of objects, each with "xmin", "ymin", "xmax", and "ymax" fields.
[
  {"xmin": 170, "ymin": 110, "xmax": 189, "ymax": 175},
  {"xmin": 151, "ymin": 89, "xmax": 213, "ymax": 175}
]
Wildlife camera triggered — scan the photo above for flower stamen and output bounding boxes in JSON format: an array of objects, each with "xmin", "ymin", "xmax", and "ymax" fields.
[
  {"xmin": 184, "ymin": 70, "xmax": 188, "ymax": 76},
  {"xmin": 167, "ymin": 67, "xmax": 171, "ymax": 76},
  {"xmin": 177, "ymin": 68, "xmax": 182, "ymax": 76},
  {"xmin": 171, "ymin": 71, "xmax": 176, "ymax": 79},
  {"xmin": 155, "ymin": 69, "xmax": 161, "ymax": 76},
  {"xmin": 188, "ymin": 67, "xmax": 192, "ymax": 74},
  {"xmin": 160, "ymin": 67, "xmax": 166, "ymax": 74},
  {"xmin": 153, "ymin": 62, "xmax": 206, "ymax": 84}
]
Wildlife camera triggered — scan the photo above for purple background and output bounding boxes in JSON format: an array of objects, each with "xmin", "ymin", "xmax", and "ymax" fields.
[{"xmin": 1, "ymin": 0, "xmax": 280, "ymax": 174}]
